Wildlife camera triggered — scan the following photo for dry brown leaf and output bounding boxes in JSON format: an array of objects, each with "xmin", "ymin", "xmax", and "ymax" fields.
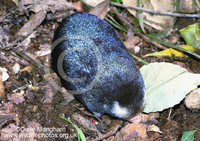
[
  {"xmin": 123, "ymin": 36, "xmax": 141, "ymax": 54},
  {"xmin": 0, "ymin": 111, "xmax": 15, "ymax": 128},
  {"xmin": 61, "ymin": 87, "xmax": 75, "ymax": 105},
  {"xmin": 23, "ymin": 122, "xmax": 42, "ymax": 140},
  {"xmin": 15, "ymin": 10, "xmax": 46, "ymax": 37},
  {"xmin": 42, "ymin": 84, "xmax": 53, "ymax": 104},
  {"xmin": 90, "ymin": 0, "xmax": 110, "ymax": 19},
  {"xmin": 0, "ymin": 123, "xmax": 18, "ymax": 140},
  {"xmin": 73, "ymin": 1, "xmax": 84, "ymax": 12},
  {"xmin": 179, "ymin": 0, "xmax": 200, "ymax": 13},
  {"xmin": 71, "ymin": 112, "xmax": 98, "ymax": 131},
  {"xmin": 2, "ymin": 102, "xmax": 14, "ymax": 114},
  {"xmin": 19, "ymin": 0, "xmax": 33, "ymax": 7},
  {"xmin": 7, "ymin": 92, "xmax": 25, "ymax": 104},
  {"xmin": 115, "ymin": 123, "xmax": 147, "ymax": 140},
  {"xmin": 148, "ymin": 132, "xmax": 162, "ymax": 141},
  {"xmin": 20, "ymin": 31, "xmax": 37, "ymax": 47},
  {"xmin": 19, "ymin": 0, "xmax": 75, "ymax": 13},
  {"xmin": 147, "ymin": 124, "xmax": 162, "ymax": 134},
  {"xmin": 71, "ymin": 112, "xmax": 101, "ymax": 136},
  {"xmin": 123, "ymin": 0, "xmax": 175, "ymax": 31}
]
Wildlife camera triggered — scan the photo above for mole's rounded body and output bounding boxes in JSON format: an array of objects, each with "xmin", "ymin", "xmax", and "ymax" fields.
[{"xmin": 51, "ymin": 12, "xmax": 145, "ymax": 121}]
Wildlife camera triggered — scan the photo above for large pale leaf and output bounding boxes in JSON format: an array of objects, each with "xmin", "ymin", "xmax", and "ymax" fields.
[
  {"xmin": 123, "ymin": 0, "xmax": 175, "ymax": 31},
  {"xmin": 140, "ymin": 62, "xmax": 200, "ymax": 113}
]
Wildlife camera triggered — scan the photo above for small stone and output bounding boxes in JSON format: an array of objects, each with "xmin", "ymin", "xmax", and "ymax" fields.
[
  {"xmin": 0, "ymin": 67, "xmax": 7, "ymax": 73},
  {"xmin": 141, "ymin": 114, "xmax": 149, "ymax": 123},
  {"xmin": 149, "ymin": 112, "xmax": 160, "ymax": 120},
  {"xmin": 2, "ymin": 72, "xmax": 9, "ymax": 82},
  {"xmin": 12, "ymin": 63, "xmax": 20, "ymax": 74},
  {"xmin": 185, "ymin": 88, "xmax": 200, "ymax": 109},
  {"xmin": 134, "ymin": 46, "xmax": 140, "ymax": 53}
]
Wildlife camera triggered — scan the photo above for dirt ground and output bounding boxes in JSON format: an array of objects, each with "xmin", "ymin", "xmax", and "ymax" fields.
[{"xmin": 0, "ymin": 0, "xmax": 200, "ymax": 141}]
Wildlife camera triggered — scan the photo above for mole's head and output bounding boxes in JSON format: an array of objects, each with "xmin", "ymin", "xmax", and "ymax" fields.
[{"xmin": 108, "ymin": 76, "xmax": 146, "ymax": 122}]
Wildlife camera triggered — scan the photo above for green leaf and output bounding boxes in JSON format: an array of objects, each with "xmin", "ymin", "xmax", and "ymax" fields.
[
  {"xmin": 137, "ymin": 0, "xmax": 145, "ymax": 33},
  {"xmin": 181, "ymin": 130, "xmax": 196, "ymax": 141},
  {"xmin": 111, "ymin": 0, "xmax": 121, "ymax": 3},
  {"xmin": 135, "ymin": 27, "xmax": 141, "ymax": 32},
  {"xmin": 111, "ymin": 0, "xmax": 122, "ymax": 12},
  {"xmin": 180, "ymin": 23, "xmax": 200, "ymax": 48},
  {"xmin": 60, "ymin": 116, "xmax": 86, "ymax": 141},
  {"xmin": 134, "ymin": 18, "xmax": 139, "ymax": 24},
  {"xmin": 130, "ymin": 53, "xmax": 149, "ymax": 65},
  {"xmin": 140, "ymin": 62, "xmax": 200, "ymax": 113}
]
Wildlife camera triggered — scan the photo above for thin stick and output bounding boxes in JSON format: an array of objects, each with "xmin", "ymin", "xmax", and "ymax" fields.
[
  {"xmin": 110, "ymin": 7, "xmax": 167, "ymax": 50},
  {"xmin": 15, "ymin": 48, "xmax": 46, "ymax": 75},
  {"xmin": 90, "ymin": 124, "xmax": 121, "ymax": 141},
  {"xmin": 167, "ymin": 108, "xmax": 172, "ymax": 121},
  {"xmin": 72, "ymin": 104, "xmax": 105, "ymax": 133},
  {"xmin": 111, "ymin": 2, "xmax": 200, "ymax": 18}
]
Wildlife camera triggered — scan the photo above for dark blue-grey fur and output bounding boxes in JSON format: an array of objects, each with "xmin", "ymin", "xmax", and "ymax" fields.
[{"xmin": 51, "ymin": 12, "xmax": 145, "ymax": 120}]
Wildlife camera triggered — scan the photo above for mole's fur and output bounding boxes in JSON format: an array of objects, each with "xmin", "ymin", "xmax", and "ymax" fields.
[{"xmin": 51, "ymin": 12, "xmax": 145, "ymax": 120}]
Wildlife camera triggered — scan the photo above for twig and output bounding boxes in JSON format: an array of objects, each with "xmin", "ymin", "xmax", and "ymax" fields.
[
  {"xmin": 111, "ymin": 2, "xmax": 200, "ymax": 18},
  {"xmin": 15, "ymin": 48, "xmax": 46, "ymax": 75},
  {"xmin": 167, "ymin": 108, "xmax": 172, "ymax": 121},
  {"xmin": 110, "ymin": 7, "xmax": 167, "ymax": 50},
  {"xmin": 90, "ymin": 124, "xmax": 121, "ymax": 141},
  {"xmin": 130, "ymin": 53, "xmax": 149, "ymax": 65},
  {"xmin": 72, "ymin": 104, "xmax": 105, "ymax": 133}
]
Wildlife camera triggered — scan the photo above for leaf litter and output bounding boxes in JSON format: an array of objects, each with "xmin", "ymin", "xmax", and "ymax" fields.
[{"xmin": 1, "ymin": 0, "xmax": 200, "ymax": 140}]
